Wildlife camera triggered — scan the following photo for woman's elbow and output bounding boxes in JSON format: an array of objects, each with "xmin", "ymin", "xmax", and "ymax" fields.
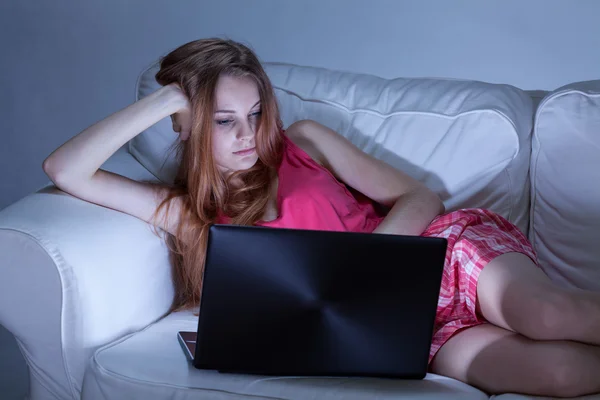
[
  {"xmin": 436, "ymin": 196, "xmax": 446, "ymax": 215},
  {"xmin": 419, "ymin": 187, "xmax": 445, "ymax": 216}
]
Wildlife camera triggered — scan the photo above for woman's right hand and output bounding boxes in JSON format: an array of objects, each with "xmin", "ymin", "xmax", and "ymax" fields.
[{"xmin": 165, "ymin": 83, "xmax": 193, "ymax": 141}]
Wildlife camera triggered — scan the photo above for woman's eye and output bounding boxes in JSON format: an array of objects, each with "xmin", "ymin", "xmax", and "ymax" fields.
[
  {"xmin": 217, "ymin": 119, "xmax": 233, "ymax": 126},
  {"xmin": 251, "ymin": 111, "xmax": 262, "ymax": 117}
]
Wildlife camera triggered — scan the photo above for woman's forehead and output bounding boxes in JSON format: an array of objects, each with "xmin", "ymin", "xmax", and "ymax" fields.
[{"xmin": 214, "ymin": 75, "xmax": 260, "ymax": 111}]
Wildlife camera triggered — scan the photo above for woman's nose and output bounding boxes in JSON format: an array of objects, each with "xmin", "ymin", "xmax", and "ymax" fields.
[{"xmin": 236, "ymin": 121, "xmax": 254, "ymax": 140}]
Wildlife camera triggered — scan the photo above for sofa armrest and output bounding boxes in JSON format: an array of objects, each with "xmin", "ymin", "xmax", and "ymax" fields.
[{"xmin": 0, "ymin": 184, "xmax": 174, "ymax": 400}]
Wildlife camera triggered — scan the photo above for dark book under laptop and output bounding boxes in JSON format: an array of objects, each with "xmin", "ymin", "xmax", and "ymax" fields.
[{"xmin": 178, "ymin": 224, "xmax": 447, "ymax": 379}]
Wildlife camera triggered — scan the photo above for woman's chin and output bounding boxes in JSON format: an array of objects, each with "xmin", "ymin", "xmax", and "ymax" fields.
[
  {"xmin": 239, "ymin": 156, "xmax": 260, "ymax": 170},
  {"xmin": 227, "ymin": 157, "xmax": 259, "ymax": 173}
]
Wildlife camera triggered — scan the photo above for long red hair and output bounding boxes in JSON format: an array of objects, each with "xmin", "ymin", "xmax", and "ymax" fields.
[{"xmin": 144, "ymin": 38, "xmax": 284, "ymax": 312}]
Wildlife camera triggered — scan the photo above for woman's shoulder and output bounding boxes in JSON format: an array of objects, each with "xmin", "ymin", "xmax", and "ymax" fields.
[{"xmin": 283, "ymin": 120, "xmax": 327, "ymax": 166}]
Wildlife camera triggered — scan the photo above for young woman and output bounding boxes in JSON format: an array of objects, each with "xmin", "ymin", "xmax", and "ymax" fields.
[{"xmin": 43, "ymin": 38, "xmax": 600, "ymax": 397}]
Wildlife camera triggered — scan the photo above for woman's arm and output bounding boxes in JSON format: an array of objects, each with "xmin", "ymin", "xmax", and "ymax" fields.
[
  {"xmin": 41, "ymin": 84, "xmax": 192, "ymax": 236},
  {"xmin": 285, "ymin": 119, "xmax": 445, "ymax": 236},
  {"xmin": 43, "ymin": 83, "xmax": 189, "ymax": 183}
]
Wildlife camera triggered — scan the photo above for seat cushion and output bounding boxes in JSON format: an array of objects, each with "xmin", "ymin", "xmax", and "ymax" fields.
[
  {"xmin": 529, "ymin": 80, "xmax": 600, "ymax": 291},
  {"xmin": 82, "ymin": 311, "xmax": 488, "ymax": 400},
  {"xmin": 130, "ymin": 61, "xmax": 533, "ymax": 234}
]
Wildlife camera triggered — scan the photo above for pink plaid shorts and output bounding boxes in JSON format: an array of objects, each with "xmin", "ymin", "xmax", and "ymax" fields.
[{"xmin": 420, "ymin": 208, "xmax": 538, "ymax": 366}]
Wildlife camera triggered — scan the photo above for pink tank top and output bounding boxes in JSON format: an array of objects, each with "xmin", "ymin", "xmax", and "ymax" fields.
[{"xmin": 251, "ymin": 133, "xmax": 385, "ymax": 232}]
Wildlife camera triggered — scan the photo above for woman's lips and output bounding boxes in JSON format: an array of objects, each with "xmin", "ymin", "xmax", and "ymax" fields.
[{"xmin": 233, "ymin": 147, "xmax": 256, "ymax": 156}]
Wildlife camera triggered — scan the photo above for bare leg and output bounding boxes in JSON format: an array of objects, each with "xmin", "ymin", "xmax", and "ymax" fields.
[
  {"xmin": 430, "ymin": 324, "xmax": 600, "ymax": 397},
  {"xmin": 476, "ymin": 252, "xmax": 600, "ymax": 344}
]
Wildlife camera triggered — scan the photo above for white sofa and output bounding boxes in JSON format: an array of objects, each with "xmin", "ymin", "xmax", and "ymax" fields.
[{"xmin": 1, "ymin": 61, "xmax": 599, "ymax": 400}]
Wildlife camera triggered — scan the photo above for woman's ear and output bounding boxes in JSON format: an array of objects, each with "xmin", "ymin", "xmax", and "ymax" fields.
[
  {"xmin": 170, "ymin": 115, "xmax": 190, "ymax": 141},
  {"xmin": 171, "ymin": 115, "xmax": 181, "ymax": 133}
]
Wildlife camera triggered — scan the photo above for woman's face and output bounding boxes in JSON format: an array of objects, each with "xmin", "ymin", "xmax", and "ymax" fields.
[{"xmin": 211, "ymin": 74, "xmax": 262, "ymax": 175}]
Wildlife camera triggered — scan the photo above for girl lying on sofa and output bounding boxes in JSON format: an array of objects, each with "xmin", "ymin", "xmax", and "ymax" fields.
[{"xmin": 43, "ymin": 38, "xmax": 600, "ymax": 397}]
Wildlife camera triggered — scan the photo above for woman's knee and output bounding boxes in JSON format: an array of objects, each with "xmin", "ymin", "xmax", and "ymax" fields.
[
  {"xmin": 519, "ymin": 290, "xmax": 578, "ymax": 341},
  {"xmin": 544, "ymin": 346, "xmax": 593, "ymax": 398}
]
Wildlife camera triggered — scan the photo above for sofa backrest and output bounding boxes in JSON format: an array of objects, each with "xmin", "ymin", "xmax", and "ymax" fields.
[
  {"xmin": 530, "ymin": 80, "xmax": 600, "ymax": 291},
  {"xmin": 130, "ymin": 61, "xmax": 534, "ymax": 234}
]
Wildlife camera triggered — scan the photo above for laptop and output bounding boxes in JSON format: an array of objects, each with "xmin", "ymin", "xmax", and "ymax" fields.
[{"xmin": 178, "ymin": 224, "xmax": 447, "ymax": 379}]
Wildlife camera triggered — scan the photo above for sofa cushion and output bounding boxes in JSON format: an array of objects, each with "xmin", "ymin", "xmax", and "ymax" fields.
[
  {"xmin": 530, "ymin": 81, "xmax": 600, "ymax": 291},
  {"xmin": 130, "ymin": 61, "xmax": 533, "ymax": 234},
  {"xmin": 81, "ymin": 311, "xmax": 489, "ymax": 400}
]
